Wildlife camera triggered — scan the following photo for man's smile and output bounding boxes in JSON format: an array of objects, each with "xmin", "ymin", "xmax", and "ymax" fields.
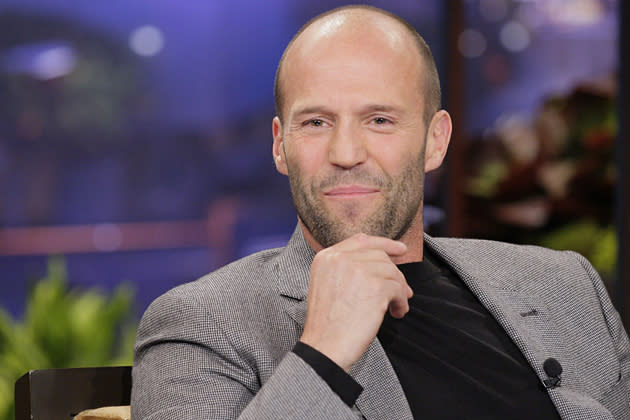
[{"xmin": 322, "ymin": 185, "xmax": 381, "ymax": 198}]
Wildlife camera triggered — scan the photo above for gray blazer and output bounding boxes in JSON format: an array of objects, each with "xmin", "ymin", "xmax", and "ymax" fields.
[{"xmin": 132, "ymin": 227, "xmax": 630, "ymax": 420}]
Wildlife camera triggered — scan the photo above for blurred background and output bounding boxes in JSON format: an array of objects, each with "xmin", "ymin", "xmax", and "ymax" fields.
[{"xmin": 0, "ymin": 0, "xmax": 626, "ymax": 415}]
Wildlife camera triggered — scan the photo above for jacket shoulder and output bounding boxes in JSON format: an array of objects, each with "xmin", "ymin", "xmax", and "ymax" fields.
[
  {"xmin": 428, "ymin": 236, "xmax": 566, "ymax": 258},
  {"xmin": 425, "ymin": 235, "xmax": 601, "ymax": 295},
  {"xmin": 136, "ymin": 246, "xmax": 294, "ymax": 356},
  {"xmin": 161, "ymin": 246, "xmax": 284, "ymax": 306},
  {"xmin": 426, "ymin": 235, "xmax": 582, "ymax": 272}
]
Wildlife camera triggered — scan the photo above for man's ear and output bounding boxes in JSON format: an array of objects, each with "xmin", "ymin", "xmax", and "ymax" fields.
[
  {"xmin": 272, "ymin": 116, "xmax": 288, "ymax": 175},
  {"xmin": 424, "ymin": 110, "xmax": 452, "ymax": 173}
]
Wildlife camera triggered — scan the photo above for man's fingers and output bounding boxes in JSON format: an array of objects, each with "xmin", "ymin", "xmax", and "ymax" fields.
[
  {"xmin": 334, "ymin": 233, "xmax": 408, "ymax": 256},
  {"xmin": 353, "ymin": 250, "xmax": 412, "ymax": 292},
  {"xmin": 387, "ymin": 281, "xmax": 411, "ymax": 318},
  {"xmin": 316, "ymin": 235, "xmax": 413, "ymax": 313}
]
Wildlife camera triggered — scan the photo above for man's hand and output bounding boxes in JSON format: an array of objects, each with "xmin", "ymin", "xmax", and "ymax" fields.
[{"xmin": 299, "ymin": 233, "xmax": 413, "ymax": 372}]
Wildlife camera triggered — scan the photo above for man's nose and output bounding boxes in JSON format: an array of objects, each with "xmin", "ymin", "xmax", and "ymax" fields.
[{"xmin": 327, "ymin": 122, "xmax": 368, "ymax": 169}]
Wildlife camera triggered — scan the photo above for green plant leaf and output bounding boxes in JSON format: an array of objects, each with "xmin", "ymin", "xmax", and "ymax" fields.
[{"xmin": 0, "ymin": 257, "xmax": 137, "ymax": 420}]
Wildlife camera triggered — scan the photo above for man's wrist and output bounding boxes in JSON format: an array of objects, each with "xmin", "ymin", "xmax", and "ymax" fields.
[{"xmin": 292, "ymin": 341, "xmax": 363, "ymax": 406}]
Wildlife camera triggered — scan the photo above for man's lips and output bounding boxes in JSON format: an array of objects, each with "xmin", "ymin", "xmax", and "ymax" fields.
[{"xmin": 323, "ymin": 185, "xmax": 380, "ymax": 197}]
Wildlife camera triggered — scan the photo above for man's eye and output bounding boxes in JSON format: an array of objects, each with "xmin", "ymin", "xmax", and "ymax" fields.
[
  {"xmin": 308, "ymin": 119, "xmax": 324, "ymax": 126},
  {"xmin": 373, "ymin": 117, "xmax": 390, "ymax": 124}
]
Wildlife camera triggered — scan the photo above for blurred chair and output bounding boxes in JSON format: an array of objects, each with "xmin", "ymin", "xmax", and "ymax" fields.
[{"xmin": 15, "ymin": 366, "xmax": 131, "ymax": 420}]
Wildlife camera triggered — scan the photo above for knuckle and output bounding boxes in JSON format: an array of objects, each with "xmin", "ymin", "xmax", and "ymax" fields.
[
  {"xmin": 317, "ymin": 248, "xmax": 337, "ymax": 262},
  {"xmin": 328, "ymin": 250, "xmax": 343, "ymax": 263},
  {"xmin": 397, "ymin": 281, "xmax": 407, "ymax": 294}
]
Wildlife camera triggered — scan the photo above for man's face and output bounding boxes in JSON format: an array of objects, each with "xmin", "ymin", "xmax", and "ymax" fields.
[{"xmin": 273, "ymin": 22, "xmax": 432, "ymax": 249}]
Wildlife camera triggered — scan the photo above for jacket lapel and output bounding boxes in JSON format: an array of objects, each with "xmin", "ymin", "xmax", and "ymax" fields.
[
  {"xmin": 350, "ymin": 339, "xmax": 414, "ymax": 420},
  {"xmin": 424, "ymin": 234, "xmax": 563, "ymax": 386},
  {"xmin": 276, "ymin": 227, "xmax": 413, "ymax": 420}
]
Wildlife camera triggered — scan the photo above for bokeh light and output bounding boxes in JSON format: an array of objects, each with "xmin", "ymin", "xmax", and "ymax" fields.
[
  {"xmin": 458, "ymin": 29, "xmax": 487, "ymax": 58},
  {"xmin": 500, "ymin": 21, "xmax": 530, "ymax": 52},
  {"xmin": 129, "ymin": 25, "xmax": 164, "ymax": 57}
]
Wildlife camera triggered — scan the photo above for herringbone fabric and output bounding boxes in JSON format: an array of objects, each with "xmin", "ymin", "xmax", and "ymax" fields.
[{"xmin": 132, "ymin": 227, "xmax": 630, "ymax": 419}]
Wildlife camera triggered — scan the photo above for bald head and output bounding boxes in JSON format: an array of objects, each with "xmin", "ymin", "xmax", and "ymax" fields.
[{"xmin": 274, "ymin": 5, "xmax": 441, "ymax": 126}]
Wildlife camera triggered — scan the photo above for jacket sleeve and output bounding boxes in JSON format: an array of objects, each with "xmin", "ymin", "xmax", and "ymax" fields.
[{"xmin": 131, "ymin": 290, "xmax": 361, "ymax": 420}]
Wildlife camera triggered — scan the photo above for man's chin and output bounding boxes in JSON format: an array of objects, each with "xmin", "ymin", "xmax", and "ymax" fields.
[
  {"xmin": 296, "ymin": 201, "xmax": 389, "ymax": 247},
  {"xmin": 321, "ymin": 202, "xmax": 383, "ymax": 230},
  {"xmin": 315, "ymin": 220, "xmax": 386, "ymax": 246}
]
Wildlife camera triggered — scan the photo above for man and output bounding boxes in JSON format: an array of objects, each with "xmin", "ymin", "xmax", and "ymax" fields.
[{"xmin": 132, "ymin": 5, "xmax": 630, "ymax": 420}]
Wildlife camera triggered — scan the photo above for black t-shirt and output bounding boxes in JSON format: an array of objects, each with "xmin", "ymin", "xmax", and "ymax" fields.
[{"xmin": 376, "ymin": 250, "xmax": 561, "ymax": 419}]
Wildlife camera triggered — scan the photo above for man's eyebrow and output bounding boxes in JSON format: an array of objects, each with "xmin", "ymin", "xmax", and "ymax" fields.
[
  {"xmin": 361, "ymin": 104, "xmax": 404, "ymax": 114},
  {"xmin": 292, "ymin": 104, "xmax": 404, "ymax": 118},
  {"xmin": 292, "ymin": 106, "xmax": 334, "ymax": 117}
]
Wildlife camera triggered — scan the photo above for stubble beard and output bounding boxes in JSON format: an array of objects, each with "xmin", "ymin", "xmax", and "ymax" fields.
[{"xmin": 288, "ymin": 153, "xmax": 426, "ymax": 249}]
